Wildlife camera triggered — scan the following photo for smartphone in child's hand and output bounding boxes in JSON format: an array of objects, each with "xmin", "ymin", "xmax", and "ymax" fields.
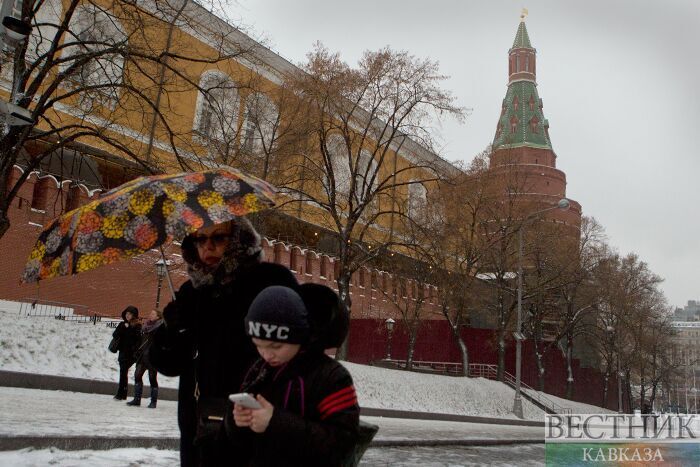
[{"xmin": 228, "ymin": 392, "xmax": 262, "ymax": 409}]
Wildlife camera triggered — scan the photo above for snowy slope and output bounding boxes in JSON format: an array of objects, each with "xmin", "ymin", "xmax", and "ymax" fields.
[{"xmin": 0, "ymin": 307, "xmax": 608, "ymax": 420}]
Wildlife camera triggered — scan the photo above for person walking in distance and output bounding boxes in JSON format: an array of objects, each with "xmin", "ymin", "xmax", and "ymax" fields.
[
  {"xmin": 127, "ymin": 309, "xmax": 163, "ymax": 408},
  {"xmin": 113, "ymin": 306, "xmax": 141, "ymax": 400}
]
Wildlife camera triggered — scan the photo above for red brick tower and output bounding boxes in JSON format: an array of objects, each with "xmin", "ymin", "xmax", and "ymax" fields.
[{"xmin": 490, "ymin": 18, "xmax": 581, "ymax": 227}]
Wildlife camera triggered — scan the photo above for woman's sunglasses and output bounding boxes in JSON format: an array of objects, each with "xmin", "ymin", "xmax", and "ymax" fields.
[{"xmin": 191, "ymin": 233, "xmax": 231, "ymax": 247}]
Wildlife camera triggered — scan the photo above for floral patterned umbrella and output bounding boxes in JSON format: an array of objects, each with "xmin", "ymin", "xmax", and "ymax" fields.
[{"xmin": 21, "ymin": 167, "xmax": 276, "ymax": 283}]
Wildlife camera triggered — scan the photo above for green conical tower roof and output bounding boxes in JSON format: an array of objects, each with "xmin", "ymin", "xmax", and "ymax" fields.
[
  {"xmin": 493, "ymin": 20, "xmax": 552, "ymax": 151},
  {"xmin": 492, "ymin": 81, "xmax": 552, "ymax": 150},
  {"xmin": 511, "ymin": 21, "xmax": 532, "ymax": 49}
]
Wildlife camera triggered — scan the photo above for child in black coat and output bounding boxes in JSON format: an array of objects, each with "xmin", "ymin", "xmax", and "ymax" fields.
[{"xmin": 225, "ymin": 284, "xmax": 359, "ymax": 466}]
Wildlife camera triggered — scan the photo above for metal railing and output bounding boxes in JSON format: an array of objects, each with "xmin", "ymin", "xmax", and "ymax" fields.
[
  {"xmin": 18, "ymin": 298, "xmax": 86, "ymax": 318},
  {"xmin": 376, "ymin": 359, "xmax": 571, "ymax": 415},
  {"xmin": 16, "ymin": 298, "xmax": 118, "ymax": 326},
  {"xmin": 468, "ymin": 363, "xmax": 571, "ymax": 415}
]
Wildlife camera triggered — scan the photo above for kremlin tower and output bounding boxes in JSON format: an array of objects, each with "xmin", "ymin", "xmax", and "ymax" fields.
[{"xmin": 490, "ymin": 16, "xmax": 581, "ymax": 228}]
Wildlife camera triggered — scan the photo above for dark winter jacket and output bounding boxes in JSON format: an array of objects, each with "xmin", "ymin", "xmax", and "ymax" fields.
[
  {"xmin": 224, "ymin": 351, "xmax": 360, "ymax": 467},
  {"xmin": 113, "ymin": 320, "xmax": 141, "ymax": 364},
  {"xmin": 134, "ymin": 318, "xmax": 163, "ymax": 369},
  {"xmin": 150, "ymin": 260, "xmax": 299, "ymax": 466}
]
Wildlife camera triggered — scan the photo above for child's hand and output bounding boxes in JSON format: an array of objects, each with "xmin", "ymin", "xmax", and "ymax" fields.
[
  {"xmin": 249, "ymin": 395, "xmax": 274, "ymax": 433},
  {"xmin": 233, "ymin": 403, "xmax": 253, "ymax": 428}
]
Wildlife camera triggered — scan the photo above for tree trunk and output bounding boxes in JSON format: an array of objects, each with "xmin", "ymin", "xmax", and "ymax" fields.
[
  {"xmin": 625, "ymin": 368, "xmax": 633, "ymax": 413},
  {"xmin": 602, "ymin": 366, "xmax": 610, "ymax": 409},
  {"xmin": 639, "ymin": 369, "xmax": 646, "ymax": 412},
  {"xmin": 334, "ymin": 272, "xmax": 352, "ymax": 360},
  {"xmin": 534, "ymin": 342, "xmax": 545, "ymax": 391},
  {"xmin": 497, "ymin": 328, "xmax": 506, "ymax": 382},
  {"xmin": 565, "ymin": 333, "xmax": 574, "ymax": 399},
  {"xmin": 406, "ymin": 328, "xmax": 417, "ymax": 370},
  {"xmin": 448, "ymin": 323, "xmax": 469, "ymax": 376}
]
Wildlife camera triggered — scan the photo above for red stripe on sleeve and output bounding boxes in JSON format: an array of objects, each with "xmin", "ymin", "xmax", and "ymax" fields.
[
  {"xmin": 320, "ymin": 393, "xmax": 357, "ymax": 415},
  {"xmin": 318, "ymin": 386, "xmax": 355, "ymax": 412},
  {"xmin": 320, "ymin": 398, "xmax": 358, "ymax": 420}
]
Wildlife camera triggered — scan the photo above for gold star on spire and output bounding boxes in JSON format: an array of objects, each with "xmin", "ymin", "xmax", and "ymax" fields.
[{"xmin": 521, "ymin": 8, "xmax": 529, "ymax": 22}]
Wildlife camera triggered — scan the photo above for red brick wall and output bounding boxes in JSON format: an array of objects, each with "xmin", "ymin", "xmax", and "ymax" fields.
[
  {"xmin": 348, "ymin": 318, "xmax": 621, "ymax": 410},
  {"xmin": 2, "ymin": 166, "xmax": 610, "ymax": 408},
  {"xmin": 1, "ymin": 166, "xmax": 441, "ymax": 321}
]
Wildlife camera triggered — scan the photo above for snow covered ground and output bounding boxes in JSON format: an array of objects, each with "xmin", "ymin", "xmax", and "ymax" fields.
[
  {"xmin": 0, "ymin": 387, "xmax": 543, "ymax": 441},
  {"xmin": 0, "ymin": 445, "xmax": 546, "ymax": 467},
  {"xmin": 0, "ymin": 387, "xmax": 544, "ymax": 465},
  {"xmin": 0, "ymin": 305, "xmax": 608, "ymax": 421}
]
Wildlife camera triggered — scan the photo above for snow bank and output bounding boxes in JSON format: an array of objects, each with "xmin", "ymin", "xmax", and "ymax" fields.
[{"xmin": 0, "ymin": 307, "xmax": 608, "ymax": 420}]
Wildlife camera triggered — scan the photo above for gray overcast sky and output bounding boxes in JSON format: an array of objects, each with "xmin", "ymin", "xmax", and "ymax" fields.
[{"xmin": 230, "ymin": 0, "xmax": 700, "ymax": 309}]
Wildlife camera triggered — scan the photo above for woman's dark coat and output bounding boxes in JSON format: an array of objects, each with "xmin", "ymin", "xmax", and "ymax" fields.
[
  {"xmin": 135, "ymin": 319, "xmax": 162, "ymax": 370},
  {"xmin": 113, "ymin": 319, "xmax": 141, "ymax": 364},
  {"xmin": 149, "ymin": 229, "xmax": 298, "ymax": 467}
]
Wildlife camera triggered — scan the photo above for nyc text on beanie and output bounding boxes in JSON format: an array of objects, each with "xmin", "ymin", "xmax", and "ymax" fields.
[{"xmin": 245, "ymin": 286, "xmax": 309, "ymax": 343}]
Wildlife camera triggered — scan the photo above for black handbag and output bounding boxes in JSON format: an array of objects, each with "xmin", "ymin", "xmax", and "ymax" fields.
[
  {"xmin": 194, "ymin": 396, "xmax": 228, "ymax": 445},
  {"xmin": 108, "ymin": 336, "xmax": 120, "ymax": 353}
]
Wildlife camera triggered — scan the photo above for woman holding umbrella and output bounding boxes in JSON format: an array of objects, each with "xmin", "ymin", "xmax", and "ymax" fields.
[
  {"xmin": 21, "ymin": 167, "xmax": 296, "ymax": 466},
  {"xmin": 150, "ymin": 217, "xmax": 298, "ymax": 467}
]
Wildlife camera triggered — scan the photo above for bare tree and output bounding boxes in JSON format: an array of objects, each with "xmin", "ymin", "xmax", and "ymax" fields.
[
  {"xmin": 414, "ymin": 152, "xmax": 501, "ymax": 376},
  {"xmin": 0, "ymin": 0, "xmax": 263, "ymax": 239},
  {"xmin": 280, "ymin": 44, "xmax": 464, "ymax": 358}
]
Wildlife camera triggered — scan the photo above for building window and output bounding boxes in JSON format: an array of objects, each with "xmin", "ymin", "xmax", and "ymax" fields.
[
  {"xmin": 516, "ymin": 55, "xmax": 520, "ymax": 72},
  {"xmin": 359, "ymin": 268, "xmax": 366, "ymax": 288},
  {"xmin": 193, "ymin": 71, "xmax": 240, "ymax": 143},
  {"xmin": 513, "ymin": 96, "xmax": 519, "ymax": 111},
  {"xmin": 530, "ymin": 117, "xmax": 539, "ymax": 134},
  {"xmin": 326, "ymin": 134, "xmax": 352, "ymax": 194},
  {"xmin": 407, "ymin": 181, "xmax": 427, "ymax": 217},
  {"xmin": 242, "ymin": 92, "xmax": 278, "ymax": 156},
  {"xmin": 355, "ymin": 149, "xmax": 378, "ymax": 202},
  {"xmin": 510, "ymin": 117, "xmax": 518, "ymax": 134},
  {"xmin": 61, "ymin": 4, "xmax": 126, "ymax": 103}
]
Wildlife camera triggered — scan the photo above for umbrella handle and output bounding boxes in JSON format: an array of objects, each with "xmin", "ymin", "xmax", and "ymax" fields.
[{"xmin": 159, "ymin": 246, "xmax": 177, "ymax": 302}]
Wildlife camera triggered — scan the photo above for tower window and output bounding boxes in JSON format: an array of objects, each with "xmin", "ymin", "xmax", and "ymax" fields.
[
  {"xmin": 510, "ymin": 118, "xmax": 518, "ymax": 134},
  {"xmin": 513, "ymin": 96, "xmax": 519, "ymax": 111},
  {"xmin": 516, "ymin": 55, "xmax": 520, "ymax": 72},
  {"xmin": 525, "ymin": 56, "xmax": 529, "ymax": 72},
  {"xmin": 530, "ymin": 117, "xmax": 539, "ymax": 134}
]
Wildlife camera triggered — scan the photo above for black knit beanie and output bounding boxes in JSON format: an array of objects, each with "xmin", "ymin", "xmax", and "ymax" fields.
[{"xmin": 245, "ymin": 286, "xmax": 310, "ymax": 344}]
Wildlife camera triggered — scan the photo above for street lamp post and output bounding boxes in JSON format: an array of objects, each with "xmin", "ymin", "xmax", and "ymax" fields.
[
  {"xmin": 155, "ymin": 259, "xmax": 168, "ymax": 309},
  {"xmin": 385, "ymin": 318, "xmax": 396, "ymax": 360},
  {"xmin": 513, "ymin": 198, "xmax": 570, "ymax": 419}
]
